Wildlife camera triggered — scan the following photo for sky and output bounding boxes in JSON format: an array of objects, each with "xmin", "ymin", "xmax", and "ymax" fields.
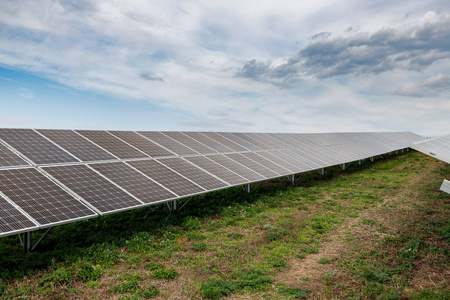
[{"xmin": 0, "ymin": 0, "xmax": 449, "ymax": 135}]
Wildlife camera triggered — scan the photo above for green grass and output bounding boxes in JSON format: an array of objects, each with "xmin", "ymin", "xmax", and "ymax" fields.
[{"xmin": 0, "ymin": 152, "xmax": 448, "ymax": 299}]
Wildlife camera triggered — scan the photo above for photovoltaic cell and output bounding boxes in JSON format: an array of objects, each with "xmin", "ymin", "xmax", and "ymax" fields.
[
  {"xmin": 185, "ymin": 156, "xmax": 248, "ymax": 186},
  {"xmin": 199, "ymin": 132, "xmax": 248, "ymax": 152},
  {"xmin": 0, "ymin": 129, "xmax": 78, "ymax": 164},
  {"xmin": 128, "ymin": 160, "xmax": 204, "ymax": 197},
  {"xmin": 157, "ymin": 157, "xmax": 228, "ymax": 190},
  {"xmin": 0, "ymin": 143, "xmax": 29, "ymax": 168},
  {"xmin": 411, "ymin": 134, "xmax": 450, "ymax": 164},
  {"xmin": 37, "ymin": 129, "xmax": 117, "ymax": 162},
  {"xmin": 77, "ymin": 130, "xmax": 148, "ymax": 160},
  {"xmin": 217, "ymin": 132, "xmax": 262, "ymax": 151},
  {"xmin": 109, "ymin": 131, "xmax": 174, "ymax": 158},
  {"xmin": 234, "ymin": 133, "xmax": 274, "ymax": 150},
  {"xmin": 43, "ymin": 164, "xmax": 143, "ymax": 215},
  {"xmin": 0, "ymin": 168, "xmax": 96, "ymax": 226},
  {"xmin": 255, "ymin": 151, "xmax": 299, "ymax": 173},
  {"xmin": 241, "ymin": 152, "xmax": 291, "ymax": 176},
  {"xmin": 161, "ymin": 132, "xmax": 218, "ymax": 154},
  {"xmin": 90, "ymin": 161, "xmax": 177, "ymax": 204},
  {"xmin": 0, "ymin": 196, "xmax": 38, "ymax": 237},
  {"xmin": 138, "ymin": 131, "xmax": 198, "ymax": 156},
  {"xmin": 182, "ymin": 132, "xmax": 233, "ymax": 153},
  {"xmin": 225, "ymin": 153, "xmax": 279, "ymax": 178},
  {"xmin": 206, "ymin": 154, "xmax": 266, "ymax": 182}
]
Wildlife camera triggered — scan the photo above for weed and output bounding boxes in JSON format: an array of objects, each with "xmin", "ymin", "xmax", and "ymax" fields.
[
  {"xmin": 300, "ymin": 245, "xmax": 319, "ymax": 254},
  {"xmin": 277, "ymin": 283, "xmax": 309, "ymax": 298},
  {"xmin": 361, "ymin": 219, "xmax": 377, "ymax": 226},
  {"xmin": 317, "ymin": 257, "xmax": 332, "ymax": 264},
  {"xmin": 322, "ymin": 270, "xmax": 336, "ymax": 285},
  {"xmin": 137, "ymin": 285, "xmax": 160, "ymax": 298},
  {"xmin": 187, "ymin": 232, "xmax": 207, "ymax": 241},
  {"xmin": 301, "ymin": 276, "xmax": 310, "ymax": 281},
  {"xmin": 126, "ymin": 232, "xmax": 155, "ymax": 253},
  {"xmin": 182, "ymin": 216, "xmax": 201, "ymax": 230},
  {"xmin": 357, "ymin": 268, "xmax": 391, "ymax": 283},
  {"xmin": 227, "ymin": 233, "xmax": 243, "ymax": 239},
  {"xmin": 191, "ymin": 242, "xmax": 208, "ymax": 251},
  {"xmin": 294, "ymin": 253, "xmax": 306, "ymax": 259},
  {"xmin": 144, "ymin": 262, "xmax": 164, "ymax": 271},
  {"xmin": 108, "ymin": 280, "xmax": 140, "ymax": 294},
  {"xmin": 201, "ymin": 269, "xmax": 273, "ymax": 299},
  {"xmin": 77, "ymin": 263, "xmax": 102, "ymax": 282},
  {"xmin": 151, "ymin": 268, "xmax": 179, "ymax": 279},
  {"xmin": 412, "ymin": 289, "xmax": 450, "ymax": 300},
  {"xmin": 270, "ymin": 258, "xmax": 288, "ymax": 270},
  {"xmin": 38, "ymin": 267, "xmax": 74, "ymax": 287},
  {"xmin": 201, "ymin": 278, "xmax": 237, "ymax": 299}
]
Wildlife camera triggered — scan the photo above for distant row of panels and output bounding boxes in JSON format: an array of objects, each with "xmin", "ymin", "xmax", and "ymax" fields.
[
  {"xmin": 0, "ymin": 130, "xmax": 424, "ymax": 238},
  {"xmin": 0, "ymin": 129, "xmax": 423, "ymax": 168}
]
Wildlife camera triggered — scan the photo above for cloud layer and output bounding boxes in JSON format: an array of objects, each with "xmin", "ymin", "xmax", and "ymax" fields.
[
  {"xmin": 0, "ymin": 0, "xmax": 449, "ymax": 134},
  {"xmin": 236, "ymin": 12, "xmax": 450, "ymax": 87}
]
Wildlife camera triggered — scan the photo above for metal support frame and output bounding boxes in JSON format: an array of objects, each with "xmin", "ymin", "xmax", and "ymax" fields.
[
  {"xmin": 19, "ymin": 227, "xmax": 53, "ymax": 253},
  {"xmin": 242, "ymin": 182, "xmax": 264, "ymax": 193},
  {"xmin": 370, "ymin": 157, "xmax": 374, "ymax": 162},
  {"xmin": 358, "ymin": 160, "xmax": 362, "ymax": 165},
  {"xmin": 341, "ymin": 163, "xmax": 346, "ymax": 170},
  {"xmin": 289, "ymin": 174, "xmax": 295, "ymax": 186},
  {"xmin": 167, "ymin": 197, "xmax": 193, "ymax": 211},
  {"xmin": 318, "ymin": 168, "xmax": 325, "ymax": 175}
]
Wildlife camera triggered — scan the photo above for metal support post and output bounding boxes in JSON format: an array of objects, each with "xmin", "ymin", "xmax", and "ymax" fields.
[
  {"xmin": 358, "ymin": 160, "xmax": 362, "ymax": 165},
  {"xmin": 23, "ymin": 232, "xmax": 32, "ymax": 253},
  {"xmin": 395, "ymin": 150, "xmax": 398, "ymax": 155},
  {"xmin": 244, "ymin": 183, "xmax": 251, "ymax": 193},
  {"xmin": 341, "ymin": 163, "xmax": 346, "ymax": 170},
  {"xmin": 318, "ymin": 168, "xmax": 324, "ymax": 175},
  {"xmin": 370, "ymin": 157, "xmax": 374, "ymax": 162},
  {"xmin": 289, "ymin": 174, "xmax": 295, "ymax": 186}
]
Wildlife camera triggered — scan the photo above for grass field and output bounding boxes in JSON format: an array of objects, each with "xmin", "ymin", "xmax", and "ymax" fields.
[{"xmin": 0, "ymin": 151, "xmax": 449, "ymax": 299}]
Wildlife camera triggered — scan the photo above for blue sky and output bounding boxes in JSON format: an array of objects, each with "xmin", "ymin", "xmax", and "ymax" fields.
[{"xmin": 0, "ymin": 0, "xmax": 449, "ymax": 134}]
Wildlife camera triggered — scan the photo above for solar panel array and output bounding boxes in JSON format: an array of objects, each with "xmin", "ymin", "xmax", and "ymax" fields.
[
  {"xmin": 410, "ymin": 135, "xmax": 450, "ymax": 195},
  {"xmin": 0, "ymin": 129, "xmax": 424, "ymax": 237},
  {"xmin": 410, "ymin": 134, "xmax": 450, "ymax": 164}
]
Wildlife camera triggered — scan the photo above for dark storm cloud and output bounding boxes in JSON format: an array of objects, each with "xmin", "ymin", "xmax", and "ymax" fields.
[
  {"xmin": 139, "ymin": 72, "xmax": 164, "ymax": 82},
  {"xmin": 235, "ymin": 12, "xmax": 450, "ymax": 87}
]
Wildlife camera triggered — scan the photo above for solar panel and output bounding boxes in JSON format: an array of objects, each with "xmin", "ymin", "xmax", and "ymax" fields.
[
  {"xmin": 0, "ymin": 143, "xmax": 29, "ymax": 168},
  {"xmin": 185, "ymin": 156, "xmax": 249, "ymax": 186},
  {"xmin": 278, "ymin": 149, "xmax": 319, "ymax": 170},
  {"xmin": 240, "ymin": 152, "xmax": 291, "ymax": 176},
  {"xmin": 225, "ymin": 153, "xmax": 279, "ymax": 178},
  {"xmin": 207, "ymin": 154, "xmax": 266, "ymax": 182},
  {"xmin": 266, "ymin": 133, "xmax": 298, "ymax": 148},
  {"xmin": 255, "ymin": 151, "xmax": 300, "ymax": 173},
  {"xmin": 289, "ymin": 148, "xmax": 330, "ymax": 168},
  {"xmin": 161, "ymin": 132, "xmax": 218, "ymax": 154},
  {"xmin": 157, "ymin": 157, "xmax": 228, "ymax": 190},
  {"xmin": 37, "ymin": 129, "xmax": 117, "ymax": 162},
  {"xmin": 217, "ymin": 132, "xmax": 262, "ymax": 151},
  {"xmin": 77, "ymin": 130, "xmax": 149, "ymax": 160},
  {"xmin": 257, "ymin": 133, "xmax": 292, "ymax": 149},
  {"xmin": 441, "ymin": 180, "xmax": 450, "ymax": 194},
  {"xmin": 199, "ymin": 132, "xmax": 249, "ymax": 152},
  {"xmin": 0, "ymin": 195, "xmax": 38, "ymax": 237},
  {"xmin": 138, "ymin": 131, "xmax": 198, "ymax": 156},
  {"xmin": 0, "ymin": 168, "xmax": 96, "ymax": 226},
  {"xmin": 182, "ymin": 132, "xmax": 234, "ymax": 153},
  {"xmin": 89, "ymin": 161, "xmax": 177, "ymax": 204},
  {"xmin": 128, "ymin": 160, "xmax": 204, "ymax": 197},
  {"xmin": 0, "ymin": 129, "xmax": 79, "ymax": 165},
  {"xmin": 109, "ymin": 131, "xmax": 174, "ymax": 158},
  {"xmin": 42, "ymin": 164, "xmax": 144, "ymax": 215},
  {"xmin": 411, "ymin": 134, "xmax": 450, "ymax": 164},
  {"xmin": 233, "ymin": 133, "xmax": 274, "ymax": 150}
]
